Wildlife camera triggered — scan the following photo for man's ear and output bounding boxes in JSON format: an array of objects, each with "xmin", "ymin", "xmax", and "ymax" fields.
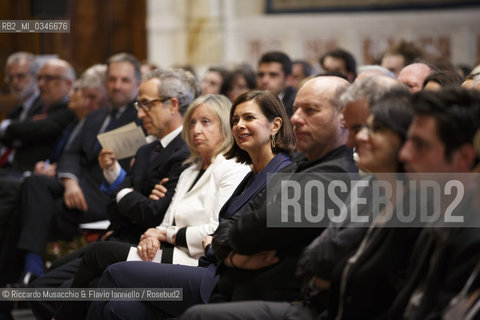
[
  {"xmin": 169, "ymin": 97, "xmax": 180, "ymax": 115},
  {"xmin": 452, "ymin": 144, "xmax": 476, "ymax": 171},
  {"xmin": 339, "ymin": 112, "xmax": 345, "ymax": 129}
]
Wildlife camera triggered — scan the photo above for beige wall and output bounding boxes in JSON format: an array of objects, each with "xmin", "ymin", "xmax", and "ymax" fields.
[{"xmin": 146, "ymin": 0, "xmax": 480, "ymax": 73}]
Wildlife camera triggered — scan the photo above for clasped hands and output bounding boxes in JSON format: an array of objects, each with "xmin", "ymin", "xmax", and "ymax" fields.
[{"xmin": 136, "ymin": 227, "xmax": 167, "ymax": 262}]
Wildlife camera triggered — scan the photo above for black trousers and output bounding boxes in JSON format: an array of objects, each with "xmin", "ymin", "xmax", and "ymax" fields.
[
  {"xmin": 179, "ymin": 301, "xmax": 318, "ymax": 320},
  {"xmin": 54, "ymin": 241, "xmax": 132, "ymax": 320}
]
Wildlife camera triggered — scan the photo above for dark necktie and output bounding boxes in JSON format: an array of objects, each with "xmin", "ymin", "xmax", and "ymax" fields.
[
  {"xmin": 149, "ymin": 141, "xmax": 163, "ymax": 162},
  {"xmin": 103, "ymin": 108, "xmax": 119, "ymax": 133}
]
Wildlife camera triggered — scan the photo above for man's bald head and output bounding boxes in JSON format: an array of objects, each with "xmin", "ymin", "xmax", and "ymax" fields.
[
  {"xmin": 291, "ymin": 76, "xmax": 350, "ymax": 161},
  {"xmin": 37, "ymin": 59, "xmax": 76, "ymax": 107},
  {"xmin": 398, "ymin": 63, "xmax": 434, "ymax": 93}
]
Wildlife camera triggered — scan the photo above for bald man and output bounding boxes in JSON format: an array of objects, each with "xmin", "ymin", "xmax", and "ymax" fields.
[
  {"xmin": 398, "ymin": 62, "xmax": 435, "ymax": 93},
  {"xmin": 89, "ymin": 77, "xmax": 358, "ymax": 319}
]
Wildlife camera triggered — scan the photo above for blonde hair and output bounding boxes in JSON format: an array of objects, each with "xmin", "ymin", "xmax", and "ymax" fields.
[{"xmin": 182, "ymin": 94, "xmax": 233, "ymax": 165}]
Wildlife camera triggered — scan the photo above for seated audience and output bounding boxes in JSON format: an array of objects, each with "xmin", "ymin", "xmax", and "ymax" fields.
[
  {"xmin": 85, "ymin": 89, "xmax": 296, "ymax": 319},
  {"xmin": 53, "ymin": 93, "xmax": 250, "ymax": 319},
  {"xmin": 176, "ymin": 77, "xmax": 358, "ymax": 320},
  {"xmin": 422, "ymin": 70, "xmax": 463, "ymax": 90},
  {"xmin": 0, "ymin": 58, "xmax": 76, "ymax": 173},
  {"xmin": 356, "ymin": 65, "xmax": 396, "ymax": 81},
  {"xmin": 180, "ymin": 89, "xmax": 414, "ymax": 320},
  {"xmin": 397, "ymin": 62, "xmax": 437, "ymax": 93},
  {"xmin": 7, "ymin": 53, "xmax": 142, "ymax": 287},
  {"xmin": 381, "ymin": 40, "xmax": 424, "ymax": 76},
  {"xmin": 28, "ymin": 68, "xmax": 194, "ymax": 320},
  {"xmin": 220, "ymin": 64, "xmax": 256, "ymax": 102},
  {"xmin": 290, "ymin": 59, "xmax": 315, "ymax": 90},
  {"xmin": 319, "ymin": 48, "xmax": 357, "ymax": 82},
  {"xmin": 388, "ymin": 88, "xmax": 480, "ymax": 319},
  {"xmin": 200, "ymin": 66, "xmax": 228, "ymax": 96},
  {"xmin": 257, "ymin": 51, "xmax": 297, "ymax": 116}
]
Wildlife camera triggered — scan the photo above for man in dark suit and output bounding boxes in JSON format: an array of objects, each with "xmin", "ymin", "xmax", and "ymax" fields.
[
  {"xmin": 0, "ymin": 57, "xmax": 76, "ymax": 173},
  {"xmin": 0, "ymin": 52, "xmax": 41, "ymax": 128},
  {"xmin": 257, "ymin": 51, "xmax": 297, "ymax": 117},
  {"xmin": 86, "ymin": 76, "xmax": 356, "ymax": 320},
  {"xmin": 11, "ymin": 53, "xmax": 142, "ymax": 285},
  {"xmin": 28, "ymin": 68, "xmax": 195, "ymax": 320}
]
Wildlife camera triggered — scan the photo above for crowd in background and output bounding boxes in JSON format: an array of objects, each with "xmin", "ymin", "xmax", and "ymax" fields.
[{"xmin": 0, "ymin": 39, "xmax": 479, "ymax": 319}]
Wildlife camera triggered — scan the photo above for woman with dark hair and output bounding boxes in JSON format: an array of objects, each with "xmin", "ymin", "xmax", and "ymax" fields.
[
  {"xmin": 178, "ymin": 91, "xmax": 418, "ymax": 320},
  {"xmin": 84, "ymin": 90, "xmax": 296, "ymax": 319},
  {"xmin": 355, "ymin": 94, "xmax": 413, "ymax": 173},
  {"xmin": 201, "ymin": 66, "xmax": 228, "ymax": 96},
  {"xmin": 53, "ymin": 94, "xmax": 251, "ymax": 319},
  {"xmin": 422, "ymin": 70, "xmax": 463, "ymax": 91},
  {"xmin": 220, "ymin": 64, "xmax": 257, "ymax": 102}
]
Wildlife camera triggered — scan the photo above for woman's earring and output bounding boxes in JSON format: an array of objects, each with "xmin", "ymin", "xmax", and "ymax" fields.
[{"xmin": 271, "ymin": 133, "xmax": 276, "ymax": 150}]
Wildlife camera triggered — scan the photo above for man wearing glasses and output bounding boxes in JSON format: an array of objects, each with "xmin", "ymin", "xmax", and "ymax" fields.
[
  {"xmin": 27, "ymin": 69, "xmax": 194, "ymax": 320},
  {"xmin": 0, "ymin": 56, "xmax": 76, "ymax": 173},
  {"xmin": 7, "ymin": 53, "xmax": 141, "ymax": 289}
]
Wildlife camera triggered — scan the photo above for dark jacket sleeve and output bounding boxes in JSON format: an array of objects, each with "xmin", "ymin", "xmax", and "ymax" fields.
[
  {"xmin": 114, "ymin": 146, "xmax": 189, "ymax": 228},
  {"xmin": 3, "ymin": 103, "xmax": 75, "ymax": 144},
  {"xmin": 296, "ymin": 226, "xmax": 367, "ymax": 281},
  {"xmin": 227, "ymin": 150, "xmax": 357, "ymax": 257}
]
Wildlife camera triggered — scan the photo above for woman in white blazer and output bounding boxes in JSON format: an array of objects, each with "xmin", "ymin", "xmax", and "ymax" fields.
[{"xmin": 53, "ymin": 94, "xmax": 249, "ymax": 319}]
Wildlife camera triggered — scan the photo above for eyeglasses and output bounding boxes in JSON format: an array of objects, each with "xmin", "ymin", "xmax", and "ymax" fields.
[
  {"xmin": 5, "ymin": 72, "xmax": 30, "ymax": 83},
  {"xmin": 37, "ymin": 74, "xmax": 65, "ymax": 82},
  {"xmin": 134, "ymin": 97, "xmax": 171, "ymax": 112}
]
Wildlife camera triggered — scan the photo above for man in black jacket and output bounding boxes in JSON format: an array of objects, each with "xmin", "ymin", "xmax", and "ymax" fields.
[
  {"xmin": 28, "ymin": 68, "xmax": 194, "ymax": 320},
  {"xmin": 10, "ymin": 53, "xmax": 141, "ymax": 285},
  {"xmin": 0, "ymin": 57, "xmax": 76, "ymax": 173},
  {"xmin": 257, "ymin": 51, "xmax": 297, "ymax": 117},
  {"xmin": 176, "ymin": 76, "xmax": 357, "ymax": 320},
  {"xmin": 181, "ymin": 88, "xmax": 480, "ymax": 320}
]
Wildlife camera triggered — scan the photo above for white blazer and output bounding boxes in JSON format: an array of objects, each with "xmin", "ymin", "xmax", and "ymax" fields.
[{"xmin": 158, "ymin": 153, "xmax": 250, "ymax": 266}]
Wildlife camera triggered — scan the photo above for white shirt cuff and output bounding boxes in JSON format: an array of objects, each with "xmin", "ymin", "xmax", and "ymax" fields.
[
  {"xmin": 103, "ymin": 161, "xmax": 121, "ymax": 184},
  {"xmin": 116, "ymin": 188, "xmax": 133, "ymax": 203},
  {"xmin": 0, "ymin": 119, "xmax": 11, "ymax": 135}
]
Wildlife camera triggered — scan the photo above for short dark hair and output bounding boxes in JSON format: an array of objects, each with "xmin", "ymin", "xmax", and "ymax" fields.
[
  {"xmin": 292, "ymin": 60, "xmax": 314, "ymax": 77},
  {"xmin": 383, "ymin": 40, "xmax": 424, "ymax": 66},
  {"xmin": 258, "ymin": 51, "xmax": 292, "ymax": 76},
  {"xmin": 411, "ymin": 88, "xmax": 480, "ymax": 161},
  {"xmin": 422, "ymin": 70, "xmax": 463, "ymax": 89},
  {"xmin": 319, "ymin": 48, "xmax": 357, "ymax": 78},
  {"xmin": 107, "ymin": 53, "xmax": 142, "ymax": 83},
  {"xmin": 225, "ymin": 90, "xmax": 296, "ymax": 164},
  {"xmin": 220, "ymin": 64, "xmax": 256, "ymax": 97},
  {"xmin": 370, "ymin": 92, "xmax": 413, "ymax": 172},
  {"xmin": 207, "ymin": 66, "xmax": 228, "ymax": 83}
]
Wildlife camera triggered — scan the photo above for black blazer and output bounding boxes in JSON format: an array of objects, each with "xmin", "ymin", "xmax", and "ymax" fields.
[
  {"xmin": 56, "ymin": 102, "xmax": 141, "ymax": 222},
  {"xmin": 107, "ymin": 134, "xmax": 190, "ymax": 242},
  {"xmin": 4, "ymin": 99, "xmax": 75, "ymax": 172},
  {"xmin": 5, "ymin": 95, "xmax": 43, "ymax": 122},
  {"xmin": 212, "ymin": 146, "xmax": 358, "ymax": 302}
]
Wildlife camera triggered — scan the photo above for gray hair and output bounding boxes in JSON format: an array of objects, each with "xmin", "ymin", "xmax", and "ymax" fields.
[
  {"xmin": 340, "ymin": 75, "xmax": 407, "ymax": 110},
  {"xmin": 79, "ymin": 64, "xmax": 107, "ymax": 95},
  {"xmin": 181, "ymin": 94, "xmax": 232, "ymax": 165},
  {"xmin": 43, "ymin": 58, "xmax": 76, "ymax": 83},
  {"xmin": 107, "ymin": 53, "xmax": 141, "ymax": 83},
  {"xmin": 357, "ymin": 65, "xmax": 396, "ymax": 79},
  {"xmin": 5, "ymin": 51, "xmax": 39, "ymax": 75},
  {"xmin": 143, "ymin": 68, "xmax": 195, "ymax": 115}
]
